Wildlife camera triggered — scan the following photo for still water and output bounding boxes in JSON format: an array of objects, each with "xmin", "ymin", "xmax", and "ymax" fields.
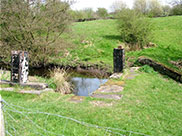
[{"xmin": 71, "ymin": 77, "xmax": 108, "ymax": 96}]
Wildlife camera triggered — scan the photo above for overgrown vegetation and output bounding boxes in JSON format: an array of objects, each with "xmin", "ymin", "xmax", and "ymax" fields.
[
  {"xmin": 56, "ymin": 16, "xmax": 182, "ymax": 73},
  {"xmin": 0, "ymin": 0, "xmax": 73, "ymax": 67},
  {"xmin": 117, "ymin": 9, "xmax": 153, "ymax": 50},
  {"xmin": 50, "ymin": 68, "xmax": 72, "ymax": 94}
]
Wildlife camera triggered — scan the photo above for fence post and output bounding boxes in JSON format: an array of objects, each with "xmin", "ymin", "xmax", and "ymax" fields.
[{"xmin": 0, "ymin": 95, "xmax": 5, "ymax": 136}]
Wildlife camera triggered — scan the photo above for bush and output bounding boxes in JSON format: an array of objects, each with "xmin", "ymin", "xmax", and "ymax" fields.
[
  {"xmin": 0, "ymin": 0, "xmax": 73, "ymax": 67},
  {"xmin": 51, "ymin": 68, "xmax": 72, "ymax": 94},
  {"xmin": 117, "ymin": 9, "xmax": 153, "ymax": 50}
]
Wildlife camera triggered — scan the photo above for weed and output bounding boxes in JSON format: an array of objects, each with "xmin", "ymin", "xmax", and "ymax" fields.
[{"xmin": 50, "ymin": 68, "xmax": 72, "ymax": 94}]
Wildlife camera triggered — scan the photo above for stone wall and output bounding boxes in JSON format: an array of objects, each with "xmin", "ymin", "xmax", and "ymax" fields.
[{"xmin": 138, "ymin": 56, "xmax": 182, "ymax": 83}]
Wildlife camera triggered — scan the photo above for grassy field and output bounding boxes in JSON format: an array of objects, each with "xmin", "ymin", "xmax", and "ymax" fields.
[
  {"xmin": 53, "ymin": 16, "xmax": 182, "ymax": 73},
  {"xmin": 1, "ymin": 16, "xmax": 182, "ymax": 136},
  {"xmin": 1, "ymin": 68, "xmax": 182, "ymax": 136}
]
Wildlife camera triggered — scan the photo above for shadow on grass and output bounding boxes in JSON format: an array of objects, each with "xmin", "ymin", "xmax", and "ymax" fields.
[{"xmin": 103, "ymin": 35, "xmax": 122, "ymax": 41}]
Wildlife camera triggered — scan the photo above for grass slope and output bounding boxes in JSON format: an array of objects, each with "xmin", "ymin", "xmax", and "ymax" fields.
[{"xmin": 55, "ymin": 16, "xmax": 182, "ymax": 73}]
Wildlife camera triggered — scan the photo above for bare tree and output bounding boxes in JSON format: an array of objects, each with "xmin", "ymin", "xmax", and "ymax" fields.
[
  {"xmin": 133, "ymin": 0, "xmax": 148, "ymax": 14},
  {"xmin": 170, "ymin": 0, "xmax": 182, "ymax": 5},
  {"xmin": 110, "ymin": 0, "xmax": 128, "ymax": 13},
  {"xmin": 133, "ymin": 0, "xmax": 163, "ymax": 17},
  {"xmin": 148, "ymin": 0, "xmax": 163, "ymax": 17},
  {"xmin": 0, "ymin": 0, "xmax": 73, "ymax": 66}
]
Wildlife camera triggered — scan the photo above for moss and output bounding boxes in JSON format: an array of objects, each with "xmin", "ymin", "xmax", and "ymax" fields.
[{"xmin": 104, "ymin": 80, "xmax": 125, "ymax": 86}]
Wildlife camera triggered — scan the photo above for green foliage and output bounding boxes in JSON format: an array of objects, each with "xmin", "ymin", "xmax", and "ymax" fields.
[
  {"xmin": 96, "ymin": 8, "xmax": 108, "ymax": 18},
  {"xmin": 148, "ymin": 0, "xmax": 163, "ymax": 17},
  {"xmin": 170, "ymin": 0, "xmax": 182, "ymax": 15},
  {"xmin": 70, "ymin": 8, "xmax": 97, "ymax": 20},
  {"xmin": 162, "ymin": 5, "xmax": 171, "ymax": 16},
  {"xmin": 54, "ymin": 16, "xmax": 182, "ymax": 74},
  {"xmin": 0, "ymin": 0, "xmax": 72, "ymax": 67},
  {"xmin": 117, "ymin": 9, "xmax": 153, "ymax": 50},
  {"xmin": 133, "ymin": 0, "xmax": 168, "ymax": 17},
  {"xmin": 82, "ymin": 8, "xmax": 96, "ymax": 18},
  {"xmin": 139, "ymin": 65, "xmax": 157, "ymax": 73},
  {"xmin": 171, "ymin": 5, "xmax": 182, "ymax": 15}
]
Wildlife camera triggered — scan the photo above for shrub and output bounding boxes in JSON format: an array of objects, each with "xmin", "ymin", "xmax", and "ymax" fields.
[
  {"xmin": 117, "ymin": 9, "xmax": 153, "ymax": 50},
  {"xmin": 50, "ymin": 68, "xmax": 72, "ymax": 94},
  {"xmin": 0, "ymin": 0, "xmax": 73, "ymax": 67}
]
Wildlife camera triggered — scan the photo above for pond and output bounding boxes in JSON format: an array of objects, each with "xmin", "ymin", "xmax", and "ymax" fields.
[{"xmin": 71, "ymin": 77, "xmax": 108, "ymax": 96}]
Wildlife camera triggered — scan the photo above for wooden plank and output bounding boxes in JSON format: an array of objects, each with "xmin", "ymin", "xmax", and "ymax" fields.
[{"xmin": 0, "ymin": 95, "xmax": 5, "ymax": 136}]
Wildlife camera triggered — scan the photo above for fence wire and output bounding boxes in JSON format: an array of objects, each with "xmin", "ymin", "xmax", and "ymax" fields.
[{"xmin": 0, "ymin": 98, "xmax": 149, "ymax": 136}]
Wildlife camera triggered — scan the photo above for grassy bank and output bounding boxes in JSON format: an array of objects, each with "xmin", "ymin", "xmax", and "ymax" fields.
[
  {"xmin": 1, "ymin": 69, "xmax": 182, "ymax": 135},
  {"xmin": 52, "ymin": 16, "xmax": 182, "ymax": 73}
]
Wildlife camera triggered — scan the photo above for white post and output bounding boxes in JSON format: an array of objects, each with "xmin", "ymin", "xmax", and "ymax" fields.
[{"xmin": 0, "ymin": 95, "xmax": 5, "ymax": 136}]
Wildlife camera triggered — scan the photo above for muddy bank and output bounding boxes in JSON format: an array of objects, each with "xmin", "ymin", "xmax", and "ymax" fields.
[
  {"xmin": 29, "ymin": 64, "xmax": 112, "ymax": 78},
  {"xmin": 0, "ymin": 62, "xmax": 112, "ymax": 78}
]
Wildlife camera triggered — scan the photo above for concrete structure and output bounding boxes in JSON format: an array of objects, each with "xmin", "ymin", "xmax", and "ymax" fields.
[
  {"xmin": 113, "ymin": 46, "xmax": 125, "ymax": 73},
  {"xmin": 11, "ymin": 51, "xmax": 29, "ymax": 83}
]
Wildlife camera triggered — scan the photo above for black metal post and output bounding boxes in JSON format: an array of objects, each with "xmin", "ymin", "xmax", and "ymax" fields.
[{"xmin": 113, "ymin": 46, "xmax": 125, "ymax": 73}]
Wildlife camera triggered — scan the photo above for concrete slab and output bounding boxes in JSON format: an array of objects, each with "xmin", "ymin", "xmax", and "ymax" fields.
[
  {"xmin": 0, "ymin": 80, "xmax": 48, "ymax": 90},
  {"xmin": 92, "ymin": 94, "xmax": 123, "ymax": 100}
]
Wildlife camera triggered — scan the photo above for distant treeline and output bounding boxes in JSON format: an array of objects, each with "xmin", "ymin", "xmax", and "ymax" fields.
[{"xmin": 70, "ymin": 0, "xmax": 182, "ymax": 21}]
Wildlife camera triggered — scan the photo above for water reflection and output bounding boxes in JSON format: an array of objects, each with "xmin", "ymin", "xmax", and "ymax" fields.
[{"xmin": 71, "ymin": 77, "xmax": 108, "ymax": 96}]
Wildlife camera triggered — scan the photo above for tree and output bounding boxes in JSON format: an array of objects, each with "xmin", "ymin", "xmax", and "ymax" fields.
[
  {"xmin": 133, "ymin": 0, "xmax": 148, "ymax": 15},
  {"xmin": 162, "ymin": 5, "xmax": 171, "ymax": 16},
  {"xmin": 148, "ymin": 0, "xmax": 163, "ymax": 17},
  {"xmin": 0, "ymin": 0, "xmax": 73, "ymax": 66},
  {"xmin": 170, "ymin": 0, "xmax": 182, "ymax": 15},
  {"xmin": 133, "ymin": 0, "xmax": 163, "ymax": 17},
  {"xmin": 96, "ymin": 8, "xmax": 108, "ymax": 18},
  {"xmin": 110, "ymin": 0, "xmax": 128, "ymax": 13},
  {"xmin": 82, "ymin": 8, "xmax": 96, "ymax": 18}
]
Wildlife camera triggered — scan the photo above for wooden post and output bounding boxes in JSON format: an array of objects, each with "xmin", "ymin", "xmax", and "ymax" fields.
[
  {"xmin": 113, "ymin": 46, "xmax": 125, "ymax": 73},
  {"xmin": 0, "ymin": 95, "xmax": 5, "ymax": 136}
]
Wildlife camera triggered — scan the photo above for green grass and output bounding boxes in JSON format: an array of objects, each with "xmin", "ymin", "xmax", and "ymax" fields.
[
  {"xmin": 53, "ymin": 16, "xmax": 182, "ymax": 73},
  {"xmin": 1, "ymin": 70, "xmax": 182, "ymax": 136},
  {"xmin": 128, "ymin": 16, "xmax": 182, "ymax": 73},
  {"xmin": 1, "ymin": 16, "xmax": 182, "ymax": 136},
  {"xmin": 52, "ymin": 19, "xmax": 120, "ymax": 70}
]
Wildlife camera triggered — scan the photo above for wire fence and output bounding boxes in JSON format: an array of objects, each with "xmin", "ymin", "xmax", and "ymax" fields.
[{"xmin": 0, "ymin": 97, "xmax": 150, "ymax": 136}]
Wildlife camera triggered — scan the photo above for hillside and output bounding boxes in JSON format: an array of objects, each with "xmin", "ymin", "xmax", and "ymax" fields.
[{"xmin": 55, "ymin": 16, "xmax": 182, "ymax": 73}]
